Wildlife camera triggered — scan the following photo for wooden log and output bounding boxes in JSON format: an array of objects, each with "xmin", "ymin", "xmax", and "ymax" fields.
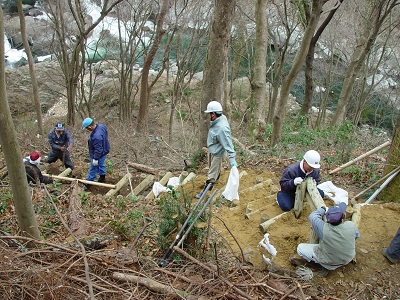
[
  {"xmin": 58, "ymin": 168, "xmax": 72, "ymax": 177},
  {"xmin": 127, "ymin": 162, "xmax": 158, "ymax": 175},
  {"xmin": 42, "ymin": 173, "xmax": 116, "ymax": 189},
  {"xmin": 179, "ymin": 171, "xmax": 188, "ymax": 183},
  {"xmin": 105, "ymin": 173, "xmax": 133, "ymax": 197},
  {"xmin": 329, "ymin": 140, "xmax": 391, "ymax": 174},
  {"xmin": 181, "ymin": 172, "xmax": 196, "ymax": 185},
  {"xmin": 351, "ymin": 204, "xmax": 361, "ymax": 228},
  {"xmin": 259, "ymin": 212, "xmax": 289, "ymax": 233},
  {"xmin": 132, "ymin": 174, "xmax": 154, "ymax": 196},
  {"xmin": 305, "ymin": 178, "xmax": 326, "ymax": 244},
  {"xmin": 145, "ymin": 171, "xmax": 173, "ymax": 200},
  {"xmin": 294, "ymin": 181, "xmax": 306, "ymax": 219}
]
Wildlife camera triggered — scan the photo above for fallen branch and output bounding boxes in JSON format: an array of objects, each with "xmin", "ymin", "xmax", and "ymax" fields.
[
  {"xmin": 112, "ymin": 272, "xmax": 187, "ymax": 297},
  {"xmin": 232, "ymin": 137, "xmax": 257, "ymax": 156},
  {"xmin": 127, "ymin": 162, "xmax": 159, "ymax": 175}
]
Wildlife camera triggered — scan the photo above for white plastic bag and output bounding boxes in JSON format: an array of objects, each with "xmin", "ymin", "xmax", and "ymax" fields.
[{"xmin": 221, "ymin": 166, "xmax": 239, "ymax": 201}]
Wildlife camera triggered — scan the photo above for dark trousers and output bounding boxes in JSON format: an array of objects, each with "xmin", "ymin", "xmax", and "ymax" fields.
[
  {"xmin": 46, "ymin": 150, "xmax": 74, "ymax": 170},
  {"xmin": 387, "ymin": 227, "xmax": 400, "ymax": 261}
]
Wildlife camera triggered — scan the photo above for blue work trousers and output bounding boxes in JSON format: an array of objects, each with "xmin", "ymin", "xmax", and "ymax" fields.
[
  {"xmin": 86, "ymin": 155, "xmax": 107, "ymax": 181},
  {"xmin": 386, "ymin": 227, "xmax": 400, "ymax": 261}
]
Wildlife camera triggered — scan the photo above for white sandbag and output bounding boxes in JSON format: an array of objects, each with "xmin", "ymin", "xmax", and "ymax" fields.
[
  {"xmin": 317, "ymin": 181, "xmax": 348, "ymax": 205},
  {"xmin": 221, "ymin": 166, "xmax": 239, "ymax": 201}
]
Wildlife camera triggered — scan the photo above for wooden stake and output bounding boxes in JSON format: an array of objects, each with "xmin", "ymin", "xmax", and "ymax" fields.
[
  {"xmin": 145, "ymin": 171, "xmax": 173, "ymax": 200},
  {"xmin": 132, "ymin": 174, "xmax": 154, "ymax": 196},
  {"xmin": 294, "ymin": 182, "xmax": 306, "ymax": 219},
  {"xmin": 259, "ymin": 212, "xmax": 289, "ymax": 233}
]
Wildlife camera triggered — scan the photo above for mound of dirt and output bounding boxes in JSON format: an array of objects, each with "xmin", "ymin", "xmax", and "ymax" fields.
[{"xmin": 188, "ymin": 167, "xmax": 400, "ymax": 292}]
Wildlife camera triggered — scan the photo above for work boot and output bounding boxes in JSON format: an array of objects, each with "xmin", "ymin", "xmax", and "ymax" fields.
[
  {"xmin": 195, "ymin": 182, "xmax": 213, "ymax": 199},
  {"xmin": 98, "ymin": 175, "xmax": 106, "ymax": 183},
  {"xmin": 289, "ymin": 255, "xmax": 306, "ymax": 267},
  {"xmin": 318, "ymin": 267, "xmax": 329, "ymax": 277},
  {"xmin": 382, "ymin": 247, "xmax": 398, "ymax": 264}
]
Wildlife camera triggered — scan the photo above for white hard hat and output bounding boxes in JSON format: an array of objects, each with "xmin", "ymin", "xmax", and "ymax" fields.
[
  {"xmin": 204, "ymin": 101, "xmax": 223, "ymax": 113},
  {"xmin": 304, "ymin": 150, "xmax": 320, "ymax": 168}
]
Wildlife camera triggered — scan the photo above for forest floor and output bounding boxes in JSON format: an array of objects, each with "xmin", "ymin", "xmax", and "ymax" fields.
[{"xmin": 0, "ymin": 63, "xmax": 399, "ymax": 299}]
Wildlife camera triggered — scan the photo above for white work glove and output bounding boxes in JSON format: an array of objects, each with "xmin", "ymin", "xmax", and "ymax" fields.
[
  {"xmin": 92, "ymin": 159, "xmax": 98, "ymax": 166},
  {"xmin": 294, "ymin": 177, "xmax": 303, "ymax": 185}
]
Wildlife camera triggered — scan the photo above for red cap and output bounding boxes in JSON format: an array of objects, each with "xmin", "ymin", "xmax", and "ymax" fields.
[{"xmin": 30, "ymin": 151, "xmax": 40, "ymax": 161}]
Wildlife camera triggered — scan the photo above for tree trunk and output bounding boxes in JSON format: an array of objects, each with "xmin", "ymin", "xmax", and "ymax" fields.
[
  {"xmin": 137, "ymin": 0, "xmax": 170, "ymax": 132},
  {"xmin": 379, "ymin": 112, "xmax": 400, "ymax": 202},
  {"xmin": 251, "ymin": 0, "xmax": 268, "ymax": 132},
  {"xmin": 16, "ymin": 0, "xmax": 43, "ymax": 136},
  {"xmin": 271, "ymin": 0, "xmax": 323, "ymax": 146},
  {"xmin": 0, "ymin": 10, "xmax": 41, "ymax": 241},
  {"xmin": 199, "ymin": 0, "xmax": 236, "ymax": 149}
]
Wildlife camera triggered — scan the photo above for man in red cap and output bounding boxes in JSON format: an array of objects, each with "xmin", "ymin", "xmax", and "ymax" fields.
[{"xmin": 24, "ymin": 152, "xmax": 53, "ymax": 184}]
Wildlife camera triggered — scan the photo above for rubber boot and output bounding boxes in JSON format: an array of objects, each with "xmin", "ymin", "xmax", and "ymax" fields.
[{"xmin": 98, "ymin": 175, "xmax": 106, "ymax": 183}]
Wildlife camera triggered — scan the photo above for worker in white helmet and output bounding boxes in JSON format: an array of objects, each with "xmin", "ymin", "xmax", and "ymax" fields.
[
  {"xmin": 196, "ymin": 100, "xmax": 237, "ymax": 199},
  {"xmin": 277, "ymin": 150, "xmax": 324, "ymax": 211}
]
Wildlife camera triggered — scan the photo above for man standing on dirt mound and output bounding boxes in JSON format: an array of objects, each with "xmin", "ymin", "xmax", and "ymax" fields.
[
  {"xmin": 277, "ymin": 150, "xmax": 324, "ymax": 211},
  {"xmin": 46, "ymin": 122, "xmax": 74, "ymax": 170},
  {"xmin": 290, "ymin": 202, "xmax": 360, "ymax": 276},
  {"xmin": 196, "ymin": 100, "xmax": 237, "ymax": 199},
  {"xmin": 82, "ymin": 118, "xmax": 110, "ymax": 183}
]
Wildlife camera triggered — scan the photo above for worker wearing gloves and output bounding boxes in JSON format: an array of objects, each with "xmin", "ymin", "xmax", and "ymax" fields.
[
  {"xmin": 290, "ymin": 202, "xmax": 360, "ymax": 276},
  {"xmin": 382, "ymin": 227, "xmax": 400, "ymax": 264},
  {"xmin": 46, "ymin": 122, "xmax": 74, "ymax": 170},
  {"xmin": 196, "ymin": 101, "xmax": 237, "ymax": 199},
  {"xmin": 277, "ymin": 150, "xmax": 324, "ymax": 211},
  {"xmin": 82, "ymin": 117, "xmax": 110, "ymax": 183}
]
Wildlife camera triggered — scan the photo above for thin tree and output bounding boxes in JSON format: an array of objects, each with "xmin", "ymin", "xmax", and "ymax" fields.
[
  {"xmin": 250, "ymin": 0, "xmax": 268, "ymax": 134},
  {"xmin": 16, "ymin": 0, "xmax": 43, "ymax": 136},
  {"xmin": 199, "ymin": 0, "xmax": 236, "ymax": 148},
  {"xmin": 331, "ymin": 0, "xmax": 400, "ymax": 126},
  {"xmin": 0, "ymin": 7, "xmax": 41, "ymax": 241},
  {"xmin": 301, "ymin": 0, "xmax": 343, "ymax": 117},
  {"xmin": 137, "ymin": 0, "xmax": 170, "ymax": 132},
  {"xmin": 271, "ymin": 0, "xmax": 324, "ymax": 146}
]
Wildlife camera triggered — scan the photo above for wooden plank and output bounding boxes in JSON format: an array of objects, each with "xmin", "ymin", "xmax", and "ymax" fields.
[
  {"xmin": 351, "ymin": 204, "xmax": 361, "ymax": 228},
  {"xmin": 105, "ymin": 173, "xmax": 133, "ymax": 197},
  {"xmin": 305, "ymin": 178, "xmax": 326, "ymax": 244},
  {"xmin": 293, "ymin": 181, "xmax": 306, "ymax": 219},
  {"xmin": 42, "ymin": 173, "xmax": 116, "ymax": 189}
]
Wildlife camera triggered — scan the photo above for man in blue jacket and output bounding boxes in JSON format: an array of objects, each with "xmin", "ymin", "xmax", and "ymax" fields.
[
  {"xmin": 46, "ymin": 122, "xmax": 74, "ymax": 170},
  {"xmin": 82, "ymin": 118, "xmax": 110, "ymax": 183},
  {"xmin": 196, "ymin": 101, "xmax": 237, "ymax": 198},
  {"xmin": 277, "ymin": 150, "xmax": 324, "ymax": 211}
]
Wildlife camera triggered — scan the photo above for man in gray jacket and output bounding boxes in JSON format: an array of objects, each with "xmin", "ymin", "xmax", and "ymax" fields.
[
  {"xmin": 196, "ymin": 101, "xmax": 237, "ymax": 198},
  {"xmin": 290, "ymin": 202, "xmax": 360, "ymax": 275}
]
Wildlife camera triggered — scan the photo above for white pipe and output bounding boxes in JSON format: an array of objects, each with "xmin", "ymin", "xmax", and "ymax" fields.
[{"xmin": 365, "ymin": 168, "xmax": 400, "ymax": 204}]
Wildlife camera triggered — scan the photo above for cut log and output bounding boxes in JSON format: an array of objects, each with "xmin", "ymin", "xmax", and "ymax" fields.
[
  {"xmin": 351, "ymin": 204, "xmax": 361, "ymax": 228},
  {"xmin": 329, "ymin": 140, "xmax": 391, "ymax": 174},
  {"xmin": 305, "ymin": 178, "xmax": 326, "ymax": 244},
  {"xmin": 127, "ymin": 162, "xmax": 159, "ymax": 175},
  {"xmin": 294, "ymin": 182, "xmax": 307, "ymax": 219},
  {"xmin": 259, "ymin": 212, "xmax": 289, "ymax": 233},
  {"xmin": 179, "ymin": 171, "xmax": 188, "ymax": 183},
  {"xmin": 181, "ymin": 172, "xmax": 196, "ymax": 185},
  {"xmin": 58, "ymin": 168, "xmax": 72, "ymax": 177},
  {"xmin": 42, "ymin": 174, "xmax": 116, "ymax": 189},
  {"xmin": 132, "ymin": 174, "xmax": 154, "ymax": 196},
  {"xmin": 145, "ymin": 171, "xmax": 173, "ymax": 200},
  {"xmin": 105, "ymin": 173, "xmax": 133, "ymax": 197}
]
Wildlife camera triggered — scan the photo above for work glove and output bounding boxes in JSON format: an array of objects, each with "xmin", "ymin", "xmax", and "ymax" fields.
[
  {"xmin": 92, "ymin": 159, "xmax": 98, "ymax": 166},
  {"xmin": 294, "ymin": 177, "xmax": 303, "ymax": 185},
  {"xmin": 230, "ymin": 160, "xmax": 238, "ymax": 167}
]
